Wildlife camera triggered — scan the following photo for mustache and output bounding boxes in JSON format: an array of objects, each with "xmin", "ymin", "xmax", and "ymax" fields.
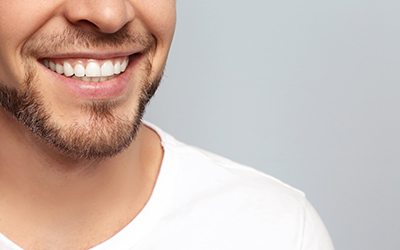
[{"xmin": 23, "ymin": 25, "xmax": 155, "ymax": 58}]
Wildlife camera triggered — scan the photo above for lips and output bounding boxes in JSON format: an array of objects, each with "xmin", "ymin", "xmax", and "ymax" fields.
[{"xmin": 39, "ymin": 53, "xmax": 142, "ymax": 99}]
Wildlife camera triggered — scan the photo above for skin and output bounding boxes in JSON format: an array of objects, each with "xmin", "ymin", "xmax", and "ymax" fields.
[{"xmin": 0, "ymin": 0, "xmax": 176, "ymax": 249}]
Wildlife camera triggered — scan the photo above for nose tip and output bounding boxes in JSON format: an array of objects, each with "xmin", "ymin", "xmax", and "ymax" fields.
[{"xmin": 63, "ymin": 0, "xmax": 135, "ymax": 34}]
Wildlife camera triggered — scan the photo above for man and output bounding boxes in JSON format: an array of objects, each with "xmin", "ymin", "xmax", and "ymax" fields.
[{"xmin": 0, "ymin": 1, "xmax": 334, "ymax": 249}]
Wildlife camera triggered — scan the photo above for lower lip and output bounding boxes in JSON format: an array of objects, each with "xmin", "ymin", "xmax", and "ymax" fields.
[{"xmin": 41, "ymin": 54, "xmax": 142, "ymax": 100}]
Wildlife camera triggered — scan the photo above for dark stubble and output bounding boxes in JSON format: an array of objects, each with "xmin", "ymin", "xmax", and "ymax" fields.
[{"xmin": 0, "ymin": 26, "xmax": 161, "ymax": 160}]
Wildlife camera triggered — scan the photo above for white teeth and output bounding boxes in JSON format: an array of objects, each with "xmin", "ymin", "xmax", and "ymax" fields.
[
  {"xmin": 86, "ymin": 61, "xmax": 101, "ymax": 77},
  {"xmin": 74, "ymin": 64, "xmax": 85, "ymax": 77},
  {"xmin": 114, "ymin": 62, "xmax": 121, "ymax": 74},
  {"xmin": 121, "ymin": 59, "xmax": 128, "ymax": 72},
  {"xmin": 49, "ymin": 61, "xmax": 56, "ymax": 71},
  {"xmin": 63, "ymin": 62, "xmax": 74, "ymax": 77},
  {"xmin": 101, "ymin": 61, "xmax": 114, "ymax": 77},
  {"xmin": 56, "ymin": 64, "xmax": 64, "ymax": 74},
  {"xmin": 44, "ymin": 57, "xmax": 130, "ymax": 81}
]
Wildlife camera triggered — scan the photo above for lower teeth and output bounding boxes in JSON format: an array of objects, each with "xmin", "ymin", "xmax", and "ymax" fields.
[{"xmin": 72, "ymin": 76, "xmax": 115, "ymax": 82}]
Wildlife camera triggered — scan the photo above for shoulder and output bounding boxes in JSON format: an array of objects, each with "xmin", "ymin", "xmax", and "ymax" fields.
[
  {"xmin": 176, "ymin": 143, "xmax": 334, "ymax": 249},
  {"xmin": 146, "ymin": 119, "xmax": 307, "ymax": 216},
  {"xmin": 168, "ymin": 137, "xmax": 306, "ymax": 209},
  {"xmin": 145, "ymin": 122, "xmax": 334, "ymax": 249}
]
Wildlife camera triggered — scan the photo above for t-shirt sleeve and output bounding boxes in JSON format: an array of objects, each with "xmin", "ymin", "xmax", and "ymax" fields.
[{"xmin": 300, "ymin": 198, "xmax": 335, "ymax": 250}]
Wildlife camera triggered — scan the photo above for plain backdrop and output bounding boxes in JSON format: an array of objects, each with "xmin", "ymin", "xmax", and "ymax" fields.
[{"xmin": 144, "ymin": 1, "xmax": 400, "ymax": 249}]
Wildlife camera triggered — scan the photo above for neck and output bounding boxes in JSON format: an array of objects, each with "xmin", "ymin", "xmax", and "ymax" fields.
[{"xmin": 0, "ymin": 110, "xmax": 163, "ymax": 248}]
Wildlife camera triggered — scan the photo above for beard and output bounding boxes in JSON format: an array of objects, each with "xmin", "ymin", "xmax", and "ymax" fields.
[{"xmin": 0, "ymin": 27, "xmax": 162, "ymax": 160}]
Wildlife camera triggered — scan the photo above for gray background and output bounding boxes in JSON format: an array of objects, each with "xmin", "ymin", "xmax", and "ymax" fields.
[{"xmin": 144, "ymin": 1, "xmax": 400, "ymax": 249}]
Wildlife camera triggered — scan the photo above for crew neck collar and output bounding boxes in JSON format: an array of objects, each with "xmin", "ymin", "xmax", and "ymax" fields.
[{"xmin": 90, "ymin": 120, "xmax": 178, "ymax": 249}]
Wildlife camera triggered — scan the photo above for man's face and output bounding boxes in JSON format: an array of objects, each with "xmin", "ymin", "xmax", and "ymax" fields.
[{"xmin": 0, "ymin": 0, "xmax": 176, "ymax": 159}]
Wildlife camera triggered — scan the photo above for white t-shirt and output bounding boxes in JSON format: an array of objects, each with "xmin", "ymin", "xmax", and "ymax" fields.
[{"xmin": 0, "ymin": 122, "xmax": 334, "ymax": 250}]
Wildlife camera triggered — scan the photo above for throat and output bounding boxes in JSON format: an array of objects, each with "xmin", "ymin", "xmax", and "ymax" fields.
[{"xmin": 0, "ymin": 124, "xmax": 163, "ymax": 249}]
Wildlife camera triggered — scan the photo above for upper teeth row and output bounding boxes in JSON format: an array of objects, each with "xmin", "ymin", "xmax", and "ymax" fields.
[{"xmin": 43, "ymin": 58, "xmax": 129, "ymax": 77}]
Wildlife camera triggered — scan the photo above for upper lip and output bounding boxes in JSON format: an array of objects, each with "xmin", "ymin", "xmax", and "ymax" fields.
[{"xmin": 38, "ymin": 49, "xmax": 141, "ymax": 60}]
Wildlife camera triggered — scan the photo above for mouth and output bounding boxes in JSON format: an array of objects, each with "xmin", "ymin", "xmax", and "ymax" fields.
[
  {"xmin": 39, "ymin": 53, "xmax": 136, "ymax": 81},
  {"xmin": 38, "ymin": 53, "xmax": 143, "ymax": 99}
]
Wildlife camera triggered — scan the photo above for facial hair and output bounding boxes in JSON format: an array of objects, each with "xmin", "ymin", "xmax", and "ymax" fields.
[{"xmin": 0, "ymin": 26, "xmax": 161, "ymax": 160}]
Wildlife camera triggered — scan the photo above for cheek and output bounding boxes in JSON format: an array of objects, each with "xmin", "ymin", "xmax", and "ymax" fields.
[
  {"xmin": 0, "ymin": 1, "xmax": 52, "ymax": 48},
  {"xmin": 134, "ymin": 0, "xmax": 176, "ymax": 45},
  {"xmin": 0, "ymin": 1, "xmax": 57, "ymax": 85}
]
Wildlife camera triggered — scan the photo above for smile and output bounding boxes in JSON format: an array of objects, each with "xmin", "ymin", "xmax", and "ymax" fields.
[
  {"xmin": 41, "ymin": 56, "xmax": 130, "ymax": 82},
  {"xmin": 38, "ymin": 53, "xmax": 144, "ymax": 99}
]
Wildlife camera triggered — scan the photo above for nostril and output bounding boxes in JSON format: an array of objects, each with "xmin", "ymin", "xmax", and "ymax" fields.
[{"xmin": 74, "ymin": 19, "xmax": 102, "ymax": 32}]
